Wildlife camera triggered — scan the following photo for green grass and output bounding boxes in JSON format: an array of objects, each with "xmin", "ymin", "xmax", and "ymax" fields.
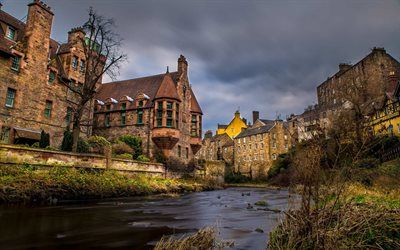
[{"xmin": 0, "ymin": 165, "xmax": 221, "ymax": 204}]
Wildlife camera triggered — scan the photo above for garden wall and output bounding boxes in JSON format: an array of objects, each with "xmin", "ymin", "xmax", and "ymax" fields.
[{"xmin": 0, "ymin": 144, "xmax": 165, "ymax": 175}]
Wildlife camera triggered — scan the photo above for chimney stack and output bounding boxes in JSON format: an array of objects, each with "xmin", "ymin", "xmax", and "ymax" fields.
[
  {"xmin": 252, "ymin": 111, "xmax": 259, "ymax": 124},
  {"xmin": 339, "ymin": 63, "xmax": 352, "ymax": 72},
  {"xmin": 0, "ymin": 3, "xmax": 3, "ymax": 10},
  {"xmin": 178, "ymin": 54, "xmax": 188, "ymax": 77}
]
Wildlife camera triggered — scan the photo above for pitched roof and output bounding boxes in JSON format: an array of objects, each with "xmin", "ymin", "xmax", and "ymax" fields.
[
  {"xmin": 235, "ymin": 123, "xmax": 275, "ymax": 139},
  {"xmin": 95, "ymin": 72, "xmax": 180, "ymax": 108},
  {"xmin": 190, "ymin": 88, "xmax": 203, "ymax": 114},
  {"xmin": 155, "ymin": 73, "xmax": 181, "ymax": 101},
  {"xmin": 218, "ymin": 124, "xmax": 228, "ymax": 129}
]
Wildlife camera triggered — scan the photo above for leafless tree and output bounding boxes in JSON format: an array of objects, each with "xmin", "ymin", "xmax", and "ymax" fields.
[{"xmin": 60, "ymin": 8, "xmax": 127, "ymax": 152}]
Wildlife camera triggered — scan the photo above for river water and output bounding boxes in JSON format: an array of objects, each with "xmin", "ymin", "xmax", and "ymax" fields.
[{"xmin": 0, "ymin": 187, "xmax": 294, "ymax": 250}]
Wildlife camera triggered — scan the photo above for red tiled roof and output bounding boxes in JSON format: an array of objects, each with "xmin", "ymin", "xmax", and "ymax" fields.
[
  {"xmin": 190, "ymin": 88, "xmax": 203, "ymax": 114},
  {"xmin": 95, "ymin": 72, "xmax": 180, "ymax": 108},
  {"xmin": 155, "ymin": 73, "xmax": 181, "ymax": 101}
]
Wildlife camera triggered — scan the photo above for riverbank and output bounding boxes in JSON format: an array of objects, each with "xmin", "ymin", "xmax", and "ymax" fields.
[
  {"xmin": 268, "ymin": 159, "xmax": 400, "ymax": 249},
  {"xmin": 0, "ymin": 165, "xmax": 222, "ymax": 204}
]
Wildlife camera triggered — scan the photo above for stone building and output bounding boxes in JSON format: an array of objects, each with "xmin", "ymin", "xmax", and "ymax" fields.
[
  {"xmin": 0, "ymin": 1, "xmax": 95, "ymax": 146},
  {"xmin": 234, "ymin": 118, "xmax": 291, "ymax": 179},
  {"xmin": 198, "ymin": 130, "xmax": 234, "ymax": 165},
  {"xmin": 93, "ymin": 55, "xmax": 203, "ymax": 163},
  {"xmin": 292, "ymin": 47, "xmax": 400, "ymax": 142}
]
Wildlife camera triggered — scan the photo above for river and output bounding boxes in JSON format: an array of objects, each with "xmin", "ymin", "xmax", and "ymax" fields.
[{"xmin": 0, "ymin": 187, "xmax": 294, "ymax": 249}]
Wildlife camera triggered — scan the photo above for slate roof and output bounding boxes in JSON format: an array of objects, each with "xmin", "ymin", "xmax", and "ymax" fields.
[
  {"xmin": 217, "ymin": 124, "xmax": 228, "ymax": 129},
  {"xmin": 235, "ymin": 123, "xmax": 275, "ymax": 139},
  {"xmin": 154, "ymin": 73, "xmax": 181, "ymax": 101}
]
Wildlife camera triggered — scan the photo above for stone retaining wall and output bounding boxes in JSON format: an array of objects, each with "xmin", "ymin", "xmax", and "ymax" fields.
[{"xmin": 0, "ymin": 144, "xmax": 165, "ymax": 175}]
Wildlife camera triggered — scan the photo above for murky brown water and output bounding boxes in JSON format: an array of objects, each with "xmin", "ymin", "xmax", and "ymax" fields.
[{"xmin": 0, "ymin": 187, "xmax": 294, "ymax": 249}]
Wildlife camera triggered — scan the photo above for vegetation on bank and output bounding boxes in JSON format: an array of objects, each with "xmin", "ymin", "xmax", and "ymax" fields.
[
  {"xmin": 0, "ymin": 165, "xmax": 221, "ymax": 204},
  {"xmin": 154, "ymin": 227, "xmax": 232, "ymax": 250},
  {"xmin": 268, "ymin": 133, "xmax": 400, "ymax": 249}
]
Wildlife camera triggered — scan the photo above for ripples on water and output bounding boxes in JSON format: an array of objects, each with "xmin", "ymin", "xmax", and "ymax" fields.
[{"xmin": 0, "ymin": 187, "xmax": 295, "ymax": 250}]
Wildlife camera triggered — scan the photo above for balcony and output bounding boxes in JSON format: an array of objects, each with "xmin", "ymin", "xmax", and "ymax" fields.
[
  {"xmin": 151, "ymin": 128, "xmax": 180, "ymax": 150},
  {"xmin": 190, "ymin": 136, "xmax": 202, "ymax": 155}
]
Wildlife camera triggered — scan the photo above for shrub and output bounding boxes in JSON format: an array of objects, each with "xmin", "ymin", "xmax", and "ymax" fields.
[
  {"xmin": 224, "ymin": 172, "xmax": 251, "ymax": 183},
  {"xmin": 39, "ymin": 130, "xmax": 50, "ymax": 148},
  {"xmin": 115, "ymin": 153, "xmax": 133, "ymax": 159},
  {"xmin": 77, "ymin": 138, "xmax": 90, "ymax": 153},
  {"xmin": 267, "ymin": 153, "xmax": 290, "ymax": 179},
  {"xmin": 60, "ymin": 130, "xmax": 73, "ymax": 151},
  {"xmin": 88, "ymin": 135, "xmax": 110, "ymax": 154},
  {"xmin": 31, "ymin": 142, "xmax": 40, "ymax": 148},
  {"xmin": 112, "ymin": 141, "xmax": 133, "ymax": 155},
  {"xmin": 118, "ymin": 135, "xmax": 142, "ymax": 159},
  {"xmin": 137, "ymin": 154, "xmax": 150, "ymax": 162}
]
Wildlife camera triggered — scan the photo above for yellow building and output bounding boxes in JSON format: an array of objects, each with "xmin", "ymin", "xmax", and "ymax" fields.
[
  {"xmin": 369, "ymin": 84, "xmax": 400, "ymax": 137},
  {"xmin": 216, "ymin": 111, "xmax": 248, "ymax": 139}
]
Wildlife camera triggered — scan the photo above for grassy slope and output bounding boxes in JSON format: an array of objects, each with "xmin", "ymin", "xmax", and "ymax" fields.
[{"xmin": 0, "ymin": 166, "xmax": 221, "ymax": 204}]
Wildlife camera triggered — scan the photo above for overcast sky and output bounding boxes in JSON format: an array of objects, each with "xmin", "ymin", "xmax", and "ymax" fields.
[{"xmin": 3, "ymin": 0, "xmax": 400, "ymax": 134}]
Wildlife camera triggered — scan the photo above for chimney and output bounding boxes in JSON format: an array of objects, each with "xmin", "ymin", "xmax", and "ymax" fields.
[
  {"xmin": 0, "ymin": 3, "xmax": 3, "ymax": 10},
  {"xmin": 178, "ymin": 54, "xmax": 188, "ymax": 77},
  {"xmin": 205, "ymin": 130, "xmax": 213, "ymax": 139},
  {"xmin": 25, "ymin": 0, "xmax": 53, "ymax": 64},
  {"xmin": 338, "ymin": 63, "xmax": 352, "ymax": 72},
  {"xmin": 372, "ymin": 47, "xmax": 386, "ymax": 54},
  {"xmin": 68, "ymin": 27, "xmax": 86, "ymax": 44},
  {"xmin": 234, "ymin": 110, "xmax": 240, "ymax": 119},
  {"xmin": 388, "ymin": 71, "xmax": 398, "ymax": 90},
  {"xmin": 252, "ymin": 111, "xmax": 259, "ymax": 124}
]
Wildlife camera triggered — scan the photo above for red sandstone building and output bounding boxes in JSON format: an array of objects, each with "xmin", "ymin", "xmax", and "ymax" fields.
[
  {"xmin": 0, "ymin": 1, "xmax": 95, "ymax": 146},
  {"xmin": 93, "ymin": 55, "xmax": 203, "ymax": 162}
]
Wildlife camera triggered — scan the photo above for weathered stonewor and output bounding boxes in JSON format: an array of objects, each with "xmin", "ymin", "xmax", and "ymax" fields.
[
  {"xmin": 0, "ymin": 1, "xmax": 95, "ymax": 147},
  {"xmin": 0, "ymin": 144, "xmax": 165, "ymax": 175},
  {"xmin": 93, "ymin": 55, "xmax": 203, "ymax": 164}
]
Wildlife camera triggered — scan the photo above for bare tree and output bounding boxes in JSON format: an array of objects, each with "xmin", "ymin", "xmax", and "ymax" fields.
[{"xmin": 60, "ymin": 8, "xmax": 127, "ymax": 152}]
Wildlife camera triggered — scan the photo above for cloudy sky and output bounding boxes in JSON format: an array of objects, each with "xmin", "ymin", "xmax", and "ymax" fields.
[{"xmin": 3, "ymin": 0, "xmax": 400, "ymax": 133}]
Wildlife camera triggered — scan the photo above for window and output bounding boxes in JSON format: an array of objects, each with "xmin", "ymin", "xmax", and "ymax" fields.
[
  {"xmin": 66, "ymin": 107, "xmax": 73, "ymax": 124},
  {"xmin": 121, "ymin": 103, "xmax": 126, "ymax": 126},
  {"xmin": 166, "ymin": 110, "xmax": 173, "ymax": 127},
  {"xmin": 48, "ymin": 71, "xmax": 56, "ymax": 84},
  {"xmin": 166, "ymin": 102, "xmax": 173, "ymax": 109},
  {"xmin": 156, "ymin": 101, "xmax": 163, "ymax": 127},
  {"xmin": 11, "ymin": 56, "xmax": 21, "ymax": 71},
  {"xmin": 138, "ymin": 100, "xmax": 143, "ymax": 108},
  {"xmin": 191, "ymin": 114, "xmax": 197, "ymax": 136},
  {"xmin": 175, "ymin": 103, "xmax": 179, "ymax": 129},
  {"xmin": 72, "ymin": 56, "xmax": 78, "ymax": 70},
  {"xmin": 186, "ymin": 147, "xmax": 189, "ymax": 159},
  {"xmin": 5, "ymin": 88, "xmax": 16, "ymax": 108},
  {"xmin": 284, "ymin": 135, "xmax": 288, "ymax": 140},
  {"xmin": 105, "ymin": 113, "xmax": 110, "ymax": 127},
  {"xmin": 106, "ymin": 104, "xmax": 111, "ymax": 111},
  {"xmin": 6, "ymin": 26, "xmax": 15, "ymax": 40},
  {"xmin": 80, "ymin": 60, "xmax": 85, "ymax": 73},
  {"xmin": 137, "ymin": 110, "xmax": 143, "ymax": 124},
  {"xmin": 0, "ymin": 127, "xmax": 10, "ymax": 143},
  {"xmin": 272, "ymin": 154, "xmax": 277, "ymax": 160},
  {"xmin": 178, "ymin": 145, "xmax": 181, "ymax": 157},
  {"xmin": 44, "ymin": 100, "xmax": 53, "ymax": 118},
  {"xmin": 272, "ymin": 142, "xmax": 277, "ymax": 148},
  {"xmin": 285, "ymin": 143, "xmax": 288, "ymax": 150}
]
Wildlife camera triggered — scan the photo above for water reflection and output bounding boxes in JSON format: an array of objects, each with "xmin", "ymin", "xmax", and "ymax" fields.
[{"xmin": 0, "ymin": 187, "xmax": 294, "ymax": 250}]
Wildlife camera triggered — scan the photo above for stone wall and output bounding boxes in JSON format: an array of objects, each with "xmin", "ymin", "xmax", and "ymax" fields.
[
  {"xmin": 0, "ymin": 144, "xmax": 165, "ymax": 175},
  {"xmin": 195, "ymin": 160, "xmax": 225, "ymax": 183}
]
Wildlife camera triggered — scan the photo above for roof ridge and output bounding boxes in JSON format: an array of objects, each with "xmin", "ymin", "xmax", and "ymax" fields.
[{"xmin": 103, "ymin": 71, "xmax": 179, "ymax": 85}]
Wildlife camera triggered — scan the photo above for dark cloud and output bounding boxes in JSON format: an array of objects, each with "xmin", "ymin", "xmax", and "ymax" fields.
[{"xmin": 3, "ymin": 0, "xmax": 400, "ymax": 133}]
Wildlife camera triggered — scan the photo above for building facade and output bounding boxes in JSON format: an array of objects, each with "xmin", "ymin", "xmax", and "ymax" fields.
[
  {"xmin": 198, "ymin": 130, "xmax": 234, "ymax": 165},
  {"xmin": 0, "ymin": 1, "xmax": 94, "ymax": 146},
  {"xmin": 234, "ymin": 119, "xmax": 291, "ymax": 179},
  {"xmin": 216, "ymin": 110, "xmax": 248, "ymax": 139},
  {"xmin": 93, "ymin": 55, "xmax": 203, "ymax": 162}
]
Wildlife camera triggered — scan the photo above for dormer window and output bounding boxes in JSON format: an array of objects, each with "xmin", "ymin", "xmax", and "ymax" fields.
[
  {"xmin": 72, "ymin": 56, "xmax": 78, "ymax": 70},
  {"xmin": 6, "ymin": 26, "xmax": 16, "ymax": 40},
  {"xmin": 138, "ymin": 100, "xmax": 143, "ymax": 108}
]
